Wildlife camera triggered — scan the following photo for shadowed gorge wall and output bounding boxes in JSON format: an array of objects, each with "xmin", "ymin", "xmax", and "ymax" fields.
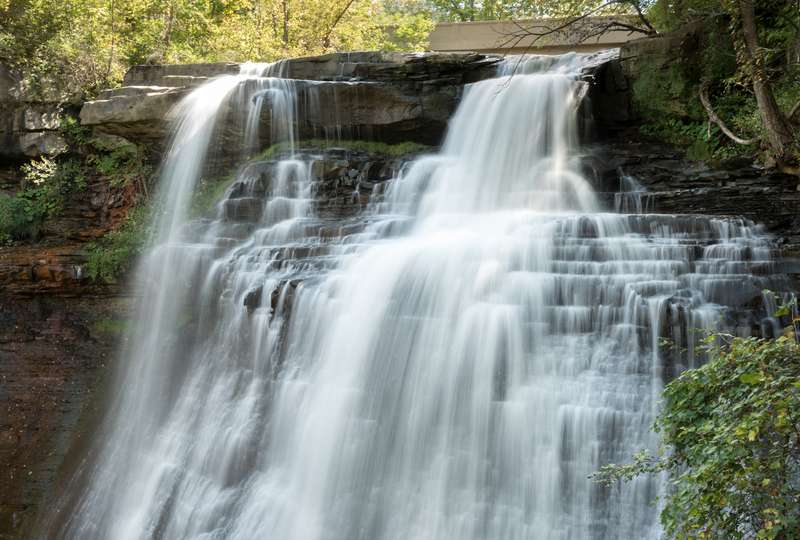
[{"xmin": 0, "ymin": 48, "xmax": 797, "ymax": 539}]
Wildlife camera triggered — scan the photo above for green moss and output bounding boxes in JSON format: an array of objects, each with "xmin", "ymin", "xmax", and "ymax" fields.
[
  {"xmin": 632, "ymin": 62, "xmax": 702, "ymax": 123},
  {"xmin": 254, "ymin": 139, "xmax": 432, "ymax": 161},
  {"xmin": 84, "ymin": 205, "xmax": 150, "ymax": 283},
  {"xmin": 91, "ymin": 317, "xmax": 128, "ymax": 337},
  {"xmin": 190, "ymin": 174, "xmax": 238, "ymax": 218}
]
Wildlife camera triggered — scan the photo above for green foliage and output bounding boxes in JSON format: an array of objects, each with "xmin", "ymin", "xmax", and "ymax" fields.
[
  {"xmin": 255, "ymin": 139, "xmax": 432, "ymax": 160},
  {"xmin": 62, "ymin": 112, "xmax": 154, "ymax": 189},
  {"xmin": 423, "ymin": 0, "xmax": 653, "ymax": 22},
  {"xmin": 0, "ymin": 194, "xmax": 42, "ymax": 244},
  {"xmin": 628, "ymin": 0, "xmax": 800, "ymax": 164},
  {"xmin": 632, "ymin": 53, "xmax": 751, "ymax": 161},
  {"xmin": 640, "ymin": 117, "xmax": 755, "ymax": 161},
  {"xmin": 90, "ymin": 317, "xmax": 128, "ymax": 337},
  {"xmin": 0, "ymin": 0, "xmax": 434, "ymax": 100},
  {"xmin": 381, "ymin": 11, "xmax": 436, "ymax": 52},
  {"xmin": 59, "ymin": 115, "xmax": 92, "ymax": 147},
  {"xmin": 596, "ymin": 336, "xmax": 800, "ymax": 539},
  {"xmin": 0, "ymin": 156, "xmax": 89, "ymax": 243},
  {"xmin": 85, "ymin": 205, "xmax": 151, "ymax": 283},
  {"xmin": 87, "ymin": 137, "xmax": 153, "ymax": 189},
  {"xmin": 191, "ymin": 174, "xmax": 238, "ymax": 218},
  {"xmin": 0, "ymin": 114, "xmax": 151, "ymax": 246},
  {"xmin": 633, "ymin": 62, "xmax": 702, "ymax": 122}
]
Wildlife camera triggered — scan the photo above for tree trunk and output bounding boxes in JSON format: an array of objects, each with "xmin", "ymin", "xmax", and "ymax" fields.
[
  {"xmin": 736, "ymin": 0, "xmax": 794, "ymax": 162},
  {"xmin": 162, "ymin": 0, "xmax": 175, "ymax": 56},
  {"xmin": 282, "ymin": 0, "xmax": 289, "ymax": 47},
  {"xmin": 105, "ymin": 0, "xmax": 116, "ymax": 82},
  {"xmin": 321, "ymin": 0, "xmax": 358, "ymax": 50}
]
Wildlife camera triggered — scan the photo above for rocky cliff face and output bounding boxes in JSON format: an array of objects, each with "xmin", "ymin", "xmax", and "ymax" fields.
[
  {"xmin": 79, "ymin": 51, "xmax": 627, "ymax": 147},
  {"xmin": 0, "ymin": 295, "xmax": 128, "ymax": 538},
  {"xmin": 0, "ymin": 173, "xmax": 136, "ymax": 538},
  {"xmin": 593, "ymin": 139, "xmax": 800, "ymax": 258},
  {"xmin": 0, "ymin": 65, "xmax": 67, "ymax": 160},
  {"xmin": 0, "ymin": 49, "xmax": 798, "ymax": 539},
  {"xmin": 0, "ymin": 52, "xmax": 509, "ymax": 538},
  {"xmin": 80, "ymin": 53, "xmax": 502, "ymax": 145}
]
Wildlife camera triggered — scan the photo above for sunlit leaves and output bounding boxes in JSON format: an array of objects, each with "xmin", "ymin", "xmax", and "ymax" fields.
[
  {"xmin": 597, "ymin": 336, "xmax": 800, "ymax": 539},
  {"xmin": 0, "ymin": 0, "xmax": 433, "ymax": 98}
]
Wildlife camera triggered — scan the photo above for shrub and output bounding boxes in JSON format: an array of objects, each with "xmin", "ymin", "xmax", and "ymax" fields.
[
  {"xmin": 0, "ymin": 193, "xmax": 41, "ymax": 243},
  {"xmin": 595, "ymin": 335, "xmax": 800, "ymax": 539},
  {"xmin": 0, "ymin": 156, "xmax": 89, "ymax": 242},
  {"xmin": 87, "ymin": 133, "xmax": 153, "ymax": 189},
  {"xmin": 84, "ymin": 205, "xmax": 150, "ymax": 283}
]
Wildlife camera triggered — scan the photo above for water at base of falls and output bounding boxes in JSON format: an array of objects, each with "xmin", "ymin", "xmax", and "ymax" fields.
[{"xmin": 48, "ymin": 55, "xmax": 792, "ymax": 540}]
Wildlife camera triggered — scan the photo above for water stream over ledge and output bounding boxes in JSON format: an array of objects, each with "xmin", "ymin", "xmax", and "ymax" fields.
[{"xmin": 48, "ymin": 54, "xmax": 793, "ymax": 539}]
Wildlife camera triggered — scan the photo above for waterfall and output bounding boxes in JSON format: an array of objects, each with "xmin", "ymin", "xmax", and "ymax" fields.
[{"xmin": 49, "ymin": 55, "xmax": 791, "ymax": 540}]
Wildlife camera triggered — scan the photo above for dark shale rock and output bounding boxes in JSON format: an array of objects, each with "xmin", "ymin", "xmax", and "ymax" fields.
[
  {"xmin": 0, "ymin": 295, "xmax": 130, "ymax": 539},
  {"xmin": 3, "ymin": 47, "xmax": 798, "ymax": 540}
]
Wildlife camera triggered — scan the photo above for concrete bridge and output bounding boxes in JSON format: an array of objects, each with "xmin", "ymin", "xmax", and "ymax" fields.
[{"xmin": 428, "ymin": 16, "xmax": 641, "ymax": 54}]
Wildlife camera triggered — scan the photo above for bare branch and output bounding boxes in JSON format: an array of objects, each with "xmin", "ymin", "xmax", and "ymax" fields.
[
  {"xmin": 788, "ymin": 99, "xmax": 800, "ymax": 124},
  {"xmin": 699, "ymin": 82, "xmax": 759, "ymax": 145},
  {"xmin": 495, "ymin": 2, "xmax": 656, "ymax": 53},
  {"xmin": 629, "ymin": 0, "xmax": 656, "ymax": 33},
  {"xmin": 321, "ymin": 0, "xmax": 358, "ymax": 49}
]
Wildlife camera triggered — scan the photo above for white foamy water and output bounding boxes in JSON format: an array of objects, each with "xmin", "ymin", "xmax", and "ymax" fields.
[{"xmin": 48, "ymin": 55, "xmax": 791, "ymax": 540}]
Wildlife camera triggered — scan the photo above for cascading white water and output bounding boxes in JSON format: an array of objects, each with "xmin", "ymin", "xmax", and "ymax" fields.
[{"xmin": 49, "ymin": 54, "xmax": 792, "ymax": 540}]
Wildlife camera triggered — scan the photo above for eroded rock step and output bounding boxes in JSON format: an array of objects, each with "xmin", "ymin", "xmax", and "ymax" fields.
[{"xmin": 135, "ymin": 148, "xmax": 794, "ymax": 409}]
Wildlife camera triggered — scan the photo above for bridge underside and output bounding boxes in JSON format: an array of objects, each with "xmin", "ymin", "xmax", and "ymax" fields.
[{"xmin": 428, "ymin": 17, "xmax": 639, "ymax": 55}]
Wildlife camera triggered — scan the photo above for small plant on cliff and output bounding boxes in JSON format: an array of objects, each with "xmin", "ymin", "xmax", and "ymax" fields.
[
  {"xmin": 84, "ymin": 204, "xmax": 150, "ymax": 283},
  {"xmin": 0, "ymin": 194, "xmax": 36, "ymax": 244},
  {"xmin": 594, "ymin": 335, "xmax": 800, "ymax": 539},
  {"xmin": 61, "ymin": 114, "xmax": 155, "ymax": 192},
  {"xmin": 0, "ymin": 156, "xmax": 87, "ymax": 242},
  {"xmin": 191, "ymin": 173, "xmax": 237, "ymax": 218},
  {"xmin": 254, "ymin": 139, "xmax": 432, "ymax": 161},
  {"xmin": 87, "ymin": 137, "xmax": 153, "ymax": 191},
  {"xmin": 59, "ymin": 115, "xmax": 91, "ymax": 147}
]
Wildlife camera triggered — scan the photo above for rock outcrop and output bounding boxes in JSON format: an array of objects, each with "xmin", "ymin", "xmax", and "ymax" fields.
[
  {"xmin": 80, "ymin": 51, "xmax": 631, "ymax": 148},
  {"xmin": 0, "ymin": 65, "xmax": 66, "ymax": 159},
  {"xmin": 80, "ymin": 53, "xmax": 503, "ymax": 145},
  {"xmin": 1, "ymin": 48, "xmax": 797, "ymax": 539}
]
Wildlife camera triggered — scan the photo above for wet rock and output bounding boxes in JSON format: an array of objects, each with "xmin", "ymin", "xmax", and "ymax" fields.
[
  {"xmin": 78, "ymin": 53, "xmax": 506, "ymax": 147},
  {"xmin": 223, "ymin": 197, "xmax": 263, "ymax": 222},
  {"xmin": 243, "ymin": 286, "xmax": 263, "ymax": 311},
  {"xmin": 80, "ymin": 51, "xmax": 623, "ymax": 149},
  {"xmin": 593, "ymin": 138, "xmax": 800, "ymax": 260}
]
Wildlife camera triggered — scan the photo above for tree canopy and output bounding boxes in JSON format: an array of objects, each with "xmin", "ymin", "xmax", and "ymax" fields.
[{"xmin": 0, "ymin": 0, "xmax": 433, "ymax": 99}]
